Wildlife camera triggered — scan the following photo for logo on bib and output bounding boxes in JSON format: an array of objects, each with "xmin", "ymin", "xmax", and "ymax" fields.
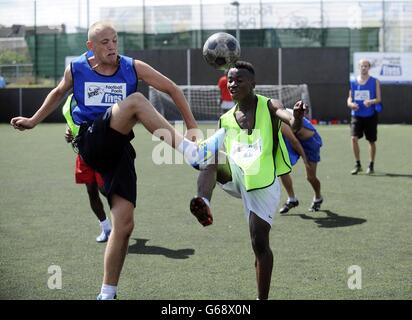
[
  {"xmin": 230, "ymin": 138, "xmax": 262, "ymax": 169},
  {"xmin": 85, "ymin": 82, "xmax": 126, "ymax": 106},
  {"xmin": 354, "ymin": 90, "xmax": 370, "ymax": 101}
]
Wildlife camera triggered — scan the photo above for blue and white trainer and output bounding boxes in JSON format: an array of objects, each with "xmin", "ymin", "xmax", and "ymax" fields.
[{"xmin": 192, "ymin": 128, "xmax": 226, "ymax": 167}]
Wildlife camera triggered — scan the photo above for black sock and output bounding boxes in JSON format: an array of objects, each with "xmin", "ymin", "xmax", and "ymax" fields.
[
  {"xmin": 369, "ymin": 161, "xmax": 374, "ymax": 169},
  {"xmin": 356, "ymin": 160, "xmax": 361, "ymax": 167}
]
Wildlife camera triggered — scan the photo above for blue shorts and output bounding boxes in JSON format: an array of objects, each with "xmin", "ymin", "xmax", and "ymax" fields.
[{"xmin": 285, "ymin": 132, "xmax": 322, "ymax": 166}]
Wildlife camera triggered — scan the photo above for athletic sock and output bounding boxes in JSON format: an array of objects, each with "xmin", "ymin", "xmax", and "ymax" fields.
[
  {"xmin": 177, "ymin": 139, "xmax": 198, "ymax": 165},
  {"xmin": 356, "ymin": 160, "xmax": 361, "ymax": 167},
  {"xmin": 100, "ymin": 218, "xmax": 111, "ymax": 232},
  {"xmin": 178, "ymin": 128, "xmax": 226, "ymax": 166},
  {"xmin": 100, "ymin": 284, "xmax": 117, "ymax": 300},
  {"xmin": 287, "ymin": 197, "xmax": 298, "ymax": 203},
  {"xmin": 369, "ymin": 161, "xmax": 374, "ymax": 169},
  {"xmin": 201, "ymin": 197, "xmax": 210, "ymax": 207}
]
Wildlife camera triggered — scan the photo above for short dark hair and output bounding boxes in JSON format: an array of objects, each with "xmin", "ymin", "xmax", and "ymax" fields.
[{"xmin": 234, "ymin": 61, "xmax": 255, "ymax": 76}]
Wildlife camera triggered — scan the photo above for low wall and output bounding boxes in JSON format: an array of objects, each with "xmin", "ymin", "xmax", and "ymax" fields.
[{"xmin": 1, "ymin": 83, "xmax": 410, "ymax": 124}]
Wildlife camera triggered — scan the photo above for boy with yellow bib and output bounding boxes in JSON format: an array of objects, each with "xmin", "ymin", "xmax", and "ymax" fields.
[{"xmin": 190, "ymin": 61, "xmax": 306, "ymax": 300}]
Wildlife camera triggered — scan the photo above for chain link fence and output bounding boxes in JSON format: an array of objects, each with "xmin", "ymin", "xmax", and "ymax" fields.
[{"xmin": 0, "ymin": 0, "xmax": 411, "ymax": 85}]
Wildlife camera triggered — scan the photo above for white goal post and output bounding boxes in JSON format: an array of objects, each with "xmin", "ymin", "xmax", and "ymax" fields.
[{"xmin": 149, "ymin": 84, "xmax": 311, "ymax": 122}]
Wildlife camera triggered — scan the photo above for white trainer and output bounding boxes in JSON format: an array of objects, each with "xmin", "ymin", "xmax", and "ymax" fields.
[
  {"xmin": 96, "ymin": 229, "xmax": 111, "ymax": 243},
  {"xmin": 191, "ymin": 128, "xmax": 226, "ymax": 167}
]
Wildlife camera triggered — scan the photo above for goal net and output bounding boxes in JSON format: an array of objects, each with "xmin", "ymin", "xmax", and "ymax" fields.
[{"xmin": 149, "ymin": 84, "xmax": 311, "ymax": 122}]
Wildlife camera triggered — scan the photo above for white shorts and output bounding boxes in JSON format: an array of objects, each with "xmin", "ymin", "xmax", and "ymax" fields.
[{"xmin": 217, "ymin": 163, "xmax": 280, "ymax": 226}]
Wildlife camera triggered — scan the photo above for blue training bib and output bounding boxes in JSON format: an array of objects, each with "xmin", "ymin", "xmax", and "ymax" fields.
[
  {"xmin": 71, "ymin": 53, "xmax": 138, "ymax": 124},
  {"xmin": 350, "ymin": 76, "xmax": 381, "ymax": 117}
]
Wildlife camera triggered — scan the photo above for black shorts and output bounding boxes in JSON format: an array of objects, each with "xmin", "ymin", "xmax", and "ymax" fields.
[
  {"xmin": 74, "ymin": 107, "xmax": 137, "ymax": 208},
  {"xmin": 350, "ymin": 113, "xmax": 378, "ymax": 142}
]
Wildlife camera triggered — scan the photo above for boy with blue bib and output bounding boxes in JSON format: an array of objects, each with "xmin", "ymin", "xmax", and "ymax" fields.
[
  {"xmin": 11, "ymin": 21, "xmax": 225, "ymax": 300},
  {"xmin": 347, "ymin": 59, "xmax": 382, "ymax": 175},
  {"xmin": 279, "ymin": 110, "xmax": 323, "ymax": 213}
]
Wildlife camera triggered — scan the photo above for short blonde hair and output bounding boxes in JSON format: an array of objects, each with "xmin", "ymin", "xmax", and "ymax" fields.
[
  {"xmin": 359, "ymin": 59, "xmax": 371, "ymax": 67},
  {"xmin": 88, "ymin": 21, "xmax": 116, "ymax": 41}
]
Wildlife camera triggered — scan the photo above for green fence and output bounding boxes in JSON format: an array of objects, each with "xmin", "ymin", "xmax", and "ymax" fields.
[{"xmin": 24, "ymin": 27, "xmax": 379, "ymax": 82}]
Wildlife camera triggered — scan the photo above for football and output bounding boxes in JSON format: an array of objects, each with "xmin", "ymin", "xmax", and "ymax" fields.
[{"xmin": 202, "ymin": 32, "xmax": 240, "ymax": 70}]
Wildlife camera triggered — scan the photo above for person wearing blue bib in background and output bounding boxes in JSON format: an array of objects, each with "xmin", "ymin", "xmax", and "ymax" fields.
[
  {"xmin": 347, "ymin": 59, "xmax": 382, "ymax": 175},
  {"xmin": 279, "ymin": 110, "xmax": 323, "ymax": 213}
]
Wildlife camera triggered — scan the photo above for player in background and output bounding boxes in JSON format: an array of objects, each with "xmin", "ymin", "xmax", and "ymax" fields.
[
  {"xmin": 63, "ymin": 94, "xmax": 111, "ymax": 242},
  {"xmin": 278, "ymin": 109, "xmax": 323, "ymax": 213},
  {"xmin": 347, "ymin": 59, "xmax": 382, "ymax": 175},
  {"xmin": 11, "ymin": 21, "xmax": 226, "ymax": 300},
  {"xmin": 217, "ymin": 69, "xmax": 235, "ymax": 113},
  {"xmin": 190, "ymin": 61, "xmax": 305, "ymax": 300}
]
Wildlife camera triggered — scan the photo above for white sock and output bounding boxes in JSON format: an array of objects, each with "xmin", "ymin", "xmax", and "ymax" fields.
[
  {"xmin": 177, "ymin": 139, "xmax": 199, "ymax": 165},
  {"xmin": 177, "ymin": 128, "xmax": 226, "ymax": 166},
  {"xmin": 100, "ymin": 218, "xmax": 111, "ymax": 232},
  {"xmin": 287, "ymin": 196, "xmax": 298, "ymax": 203},
  {"xmin": 201, "ymin": 197, "xmax": 210, "ymax": 207},
  {"xmin": 100, "ymin": 284, "xmax": 117, "ymax": 300}
]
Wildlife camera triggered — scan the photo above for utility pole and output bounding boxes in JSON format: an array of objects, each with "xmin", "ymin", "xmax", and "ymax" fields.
[{"xmin": 230, "ymin": 1, "xmax": 240, "ymax": 44}]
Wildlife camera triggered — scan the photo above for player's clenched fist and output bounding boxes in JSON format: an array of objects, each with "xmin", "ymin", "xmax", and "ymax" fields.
[
  {"xmin": 10, "ymin": 117, "xmax": 35, "ymax": 131},
  {"xmin": 292, "ymin": 100, "xmax": 307, "ymax": 120}
]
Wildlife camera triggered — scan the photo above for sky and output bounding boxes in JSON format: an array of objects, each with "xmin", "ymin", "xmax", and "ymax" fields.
[
  {"xmin": 0, "ymin": 0, "xmax": 312, "ymax": 29},
  {"xmin": 0, "ymin": 0, "xmax": 411, "ymax": 30}
]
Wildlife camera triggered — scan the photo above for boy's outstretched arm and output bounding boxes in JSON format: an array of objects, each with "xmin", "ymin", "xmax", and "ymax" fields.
[
  {"xmin": 11, "ymin": 66, "xmax": 73, "ymax": 131},
  {"xmin": 269, "ymin": 99, "xmax": 306, "ymax": 133}
]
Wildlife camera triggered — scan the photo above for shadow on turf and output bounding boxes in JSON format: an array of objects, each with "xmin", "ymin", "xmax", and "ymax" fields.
[
  {"xmin": 367, "ymin": 172, "xmax": 412, "ymax": 179},
  {"xmin": 284, "ymin": 210, "xmax": 367, "ymax": 228},
  {"xmin": 128, "ymin": 238, "xmax": 195, "ymax": 259}
]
